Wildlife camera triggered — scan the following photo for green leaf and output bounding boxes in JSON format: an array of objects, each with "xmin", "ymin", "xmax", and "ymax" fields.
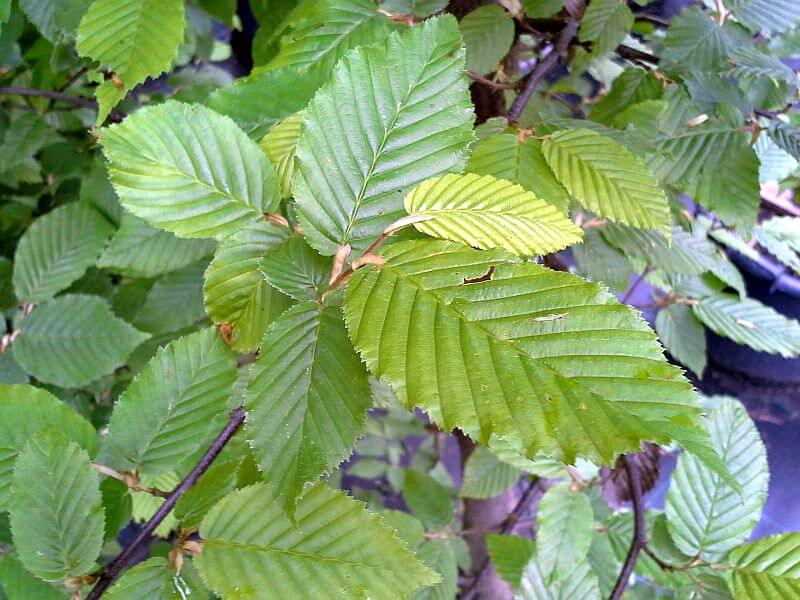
[
  {"xmin": 0, "ymin": 554, "xmax": 66, "ymax": 600},
  {"xmin": 666, "ymin": 397, "xmax": 768, "ymax": 562},
  {"xmin": 261, "ymin": 236, "xmax": 332, "ymax": 300},
  {"xmin": 259, "ymin": 110, "xmax": 304, "ymax": 198},
  {"xmin": 753, "ymin": 216, "xmax": 800, "ymax": 274},
  {"xmin": 245, "ymin": 301, "xmax": 371, "ymax": 512},
  {"xmin": 403, "ymin": 469, "xmax": 454, "ymax": 531},
  {"xmin": 460, "ymin": 446, "xmax": 521, "ymax": 499},
  {"xmin": 293, "ymin": 15, "xmax": 474, "ymax": 254},
  {"xmin": 579, "ymin": 0, "xmax": 634, "ymax": 57},
  {"xmin": 106, "ymin": 557, "xmax": 208, "ymax": 599},
  {"xmin": 536, "ymin": 483, "xmax": 593, "ymax": 581},
  {"xmin": 196, "ymin": 483, "xmax": 439, "ymax": 598},
  {"xmin": 0, "ymin": 384, "xmax": 98, "ymax": 511},
  {"xmin": 693, "ymin": 293, "xmax": 800, "ymax": 357},
  {"xmin": 173, "ymin": 455, "xmax": 240, "ymax": 527},
  {"xmin": 344, "ymin": 239, "xmax": 706, "ymax": 465},
  {"xmin": 521, "ymin": 0, "xmax": 563, "ymax": 18},
  {"xmin": 203, "ymin": 220, "xmax": 291, "ymax": 352},
  {"xmin": 602, "ymin": 224, "xmax": 720, "ymax": 275},
  {"xmin": 571, "ymin": 229, "xmax": 632, "ymax": 293},
  {"xmin": 727, "ymin": 46, "xmax": 798, "ymax": 86},
  {"xmin": 725, "ymin": 533, "xmax": 800, "ymax": 599},
  {"xmin": 104, "ymin": 328, "xmax": 237, "ymax": 476},
  {"xmin": 13, "ymin": 203, "xmax": 113, "ymax": 303},
  {"xmin": 206, "ymin": 65, "xmax": 319, "ymax": 138},
  {"xmin": 768, "ymin": 121, "xmax": 800, "ymax": 160},
  {"xmin": 133, "ymin": 262, "xmax": 207, "ymax": 335},
  {"xmin": 662, "ymin": 8, "xmax": 749, "ymax": 73},
  {"xmin": 466, "ymin": 132, "xmax": 570, "ymax": 215},
  {"xmin": 130, "ymin": 472, "xmax": 179, "ymax": 537},
  {"xmin": 728, "ymin": 0, "xmax": 800, "ymax": 34},
  {"xmin": 99, "ymin": 101, "xmax": 280, "ymax": 239},
  {"xmin": 19, "ymin": 0, "xmax": 90, "ymax": 43},
  {"xmin": 77, "ymin": 0, "xmax": 185, "ymax": 120},
  {"xmin": 412, "ymin": 540, "xmax": 458, "ymax": 600},
  {"xmin": 404, "ymin": 173, "xmax": 583, "ymax": 256},
  {"xmin": 541, "ymin": 128, "xmax": 671, "ymax": 236},
  {"xmin": 460, "ymin": 5, "xmax": 514, "ymax": 75},
  {"xmin": 264, "ymin": 0, "xmax": 395, "ymax": 91},
  {"xmin": 486, "ymin": 534, "xmax": 536, "ymax": 591},
  {"xmin": 590, "ymin": 69, "xmax": 663, "ymax": 125},
  {"xmin": 517, "ymin": 558, "xmax": 600, "ymax": 600},
  {"xmin": 98, "ymin": 214, "xmax": 215, "ymax": 278},
  {"xmin": 381, "ymin": 0, "xmax": 448, "ymax": 18},
  {"xmin": 9, "ymin": 429, "xmax": 104, "ymax": 581},
  {"xmin": 13, "ymin": 295, "xmax": 149, "ymax": 387},
  {"xmin": 655, "ymin": 304, "xmax": 707, "ymax": 378}
]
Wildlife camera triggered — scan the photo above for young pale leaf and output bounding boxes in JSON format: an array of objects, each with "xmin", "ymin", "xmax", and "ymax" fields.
[
  {"xmin": 77, "ymin": 0, "xmax": 185, "ymax": 121},
  {"xmin": 486, "ymin": 534, "xmax": 536, "ymax": 591},
  {"xmin": 459, "ymin": 5, "xmax": 514, "ymax": 75},
  {"xmin": 693, "ymin": 293, "xmax": 800, "ymax": 357},
  {"xmin": 536, "ymin": 483, "xmax": 593, "ymax": 581},
  {"xmin": 0, "ymin": 384, "xmax": 98, "ymax": 511},
  {"xmin": 104, "ymin": 328, "xmax": 237, "ymax": 476},
  {"xmin": 516, "ymin": 558, "xmax": 600, "ymax": 600},
  {"xmin": 541, "ymin": 128, "xmax": 671, "ymax": 236},
  {"xmin": 98, "ymin": 214, "xmax": 215, "ymax": 278},
  {"xmin": 0, "ymin": 554, "xmax": 66, "ymax": 600},
  {"xmin": 106, "ymin": 557, "xmax": 208, "ymax": 599},
  {"xmin": 245, "ymin": 302, "xmax": 371, "ymax": 512},
  {"xmin": 460, "ymin": 446, "xmax": 522, "ymax": 499},
  {"xmin": 206, "ymin": 65, "xmax": 319, "ymax": 138},
  {"xmin": 13, "ymin": 202, "xmax": 113, "ymax": 303},
  {"xmin": 466, "ymin": 133, "xmax": 570, "ymax": 215},
  {"xmin": 13, "ymin": 294, "xmax": 149, "ymax": 387},
  {"xmin": 666, "ymin": 397, "xmax": 768, "ymax": 562},
  {"xmin": 203, "ymin": 221, "xmax": 292, "ymax": 352},
  {"xmin": 293, "ymin": 15, "xmax": 474, "ymax": 254},
  {"xmin": 100, "ymin": 101, "xmax": 280, "ymax": 239},
  {"xmin": 403, "ymin": 173, "xmax": 582, "ymax": 256},
  {"xmin": 261, "ymin": 236, "xmax": 332, "ymax": 300},
  {"xmin": 196, "ymin": 483, "xmax": 439, "ymax": 598},
  {"xmin": 579, "ymin": 0, "xmax": 634, "ymax": 57},
  {"xmin": 259, "ymin": 110, "xmax": 304, "ymax": 198},
  {"xmin": 264, "ymin": 0, "xmax": 395, "ymax": 91},
  {"xmin": 9, "ymin": 429, "xmax": 104, "ymax": 581},
  {"xmin": 403, "ymin": 469, "xmax": 454, "ymax": 530},
  {"xmin": 656, "ymin": 304, "xmax": 707, "ymax": 378},
  {"xmin": 725, "ymin": 533, "xmax": 800, "ymax": 599},
  {"xmin": 344, "ymin": 240, "xmax": 707, "ymax": 465}
]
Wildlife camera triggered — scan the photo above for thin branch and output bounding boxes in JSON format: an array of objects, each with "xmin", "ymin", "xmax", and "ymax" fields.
[
  {"xmin": 621, "ymin": 265, "xmax": 654, "ymax": 305},
  {"xmin": 90, "ymin": 463, "xmax": 171, "ymax": 499},
  {"xmin": 615, "ymin": 44, "xmax": 660, "ymax": 65},
  {"xmin": 507, "ymin": 17, "xmax": 580, "ymax": 123},
  {"xmin": 0, "ymin": 86, "xmax": 125, "ymax": 122},
  {"xmin": 609, "ymin": 455, "xmax": 647, "ymax": 600},
  {"xmin": 85, "ymin": 406, "xmax": 246, "ymax": 599},
  {"xmin": 467, "ymin": 70, "xmax": 518, "ymax": 91}
]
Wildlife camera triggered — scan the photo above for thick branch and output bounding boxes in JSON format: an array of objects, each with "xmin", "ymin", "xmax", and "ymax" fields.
[
  {"xmin": 507, "ymin": 17, "xmax": 580, "ymax": 123},
  {"xmin": 85, "ymin": 406, "xmax": 246, "ymax": 599},
  {"xmin": 0, "ymin": 86, "xmax": 125, "ymax": 122},
  {"xmin": 609, "ymin": 454, "xmax": 647, "ymax": 600}
]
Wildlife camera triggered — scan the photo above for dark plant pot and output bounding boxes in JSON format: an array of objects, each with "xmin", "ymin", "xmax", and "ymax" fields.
[{"xmin": 707, "ymin": 247, "xmax": 800, "ymax": 383}]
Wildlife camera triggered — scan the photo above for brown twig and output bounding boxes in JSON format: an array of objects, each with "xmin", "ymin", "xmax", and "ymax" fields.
[
  {"xmin": 507, "ymin": 17, "xmax": 580, "ymax": 123},
  {"xmin": 90, "ymin": 463, "xmax": 171, "ymax": 499},
  {"xmin": 467, "ymin": 70, "xmax": 518, "ymax": 91},
  {"xmin": 85, "ymin": 406, "xmax": 246, "ymax": 599},
  {"xmin": 0, "ymin": 86, "xmax": 125, "ymax": 122},
  {"xmin": 616, "ymin": 44, "xmax": 660, "ymax": 65},
  {"xmin": 0, "ymin": 303, "xmax": 33, "ymax": 355},
  {"xmin": 609, "ymin": 454, "xmax": 647, "ymax": 600}
]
